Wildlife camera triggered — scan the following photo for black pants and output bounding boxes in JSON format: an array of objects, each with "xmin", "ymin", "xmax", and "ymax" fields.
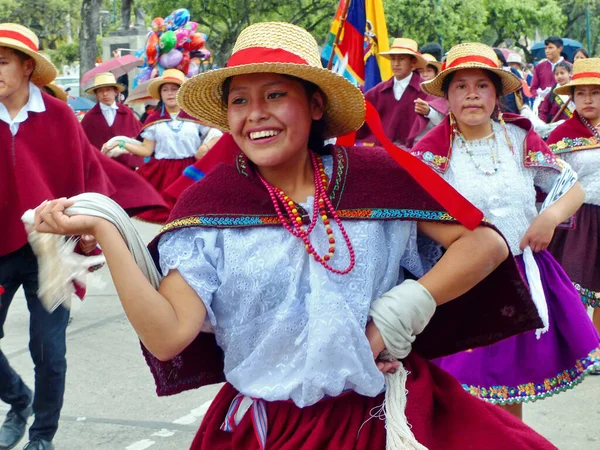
[{"xmin": 0, "ymin": 245, "xmax": 69, "ymax": 441}]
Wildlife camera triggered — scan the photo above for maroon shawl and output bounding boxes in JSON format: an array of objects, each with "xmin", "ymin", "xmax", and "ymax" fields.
[
  {"xmin": 356, "ymin": 73, "xmax": 448, "ymax": 148},
  {"xmin": 547, "ymin": 111, "xmax": 600, "ymax": 154},
  {"xmin": 142, "ymin": 144, "xmax": 541, "ymax": 396},
  {"xmin": 0, "ymin": 93, "xmax": 167, "ymax": 257},
  {"xmin": 80, "ymin": 102, "xmax": 145, "ymax": 169},
  {"xmin": 411, "ymin": 113, "xmax": 562, "ymax": 174}
]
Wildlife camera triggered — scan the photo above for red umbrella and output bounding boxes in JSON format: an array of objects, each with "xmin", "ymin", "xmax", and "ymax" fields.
[{"xmin": 81, "ymin": 54, "xmax": 143, "ymax": 90}]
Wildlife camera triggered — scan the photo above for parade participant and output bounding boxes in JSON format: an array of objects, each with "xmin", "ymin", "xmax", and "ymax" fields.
[
  {"xmin": 413, "ymin": 42, "xmax": 600, "ymax": 420},
  {"xmin": 538, "ymin": 62, "xmax": 575, "ymax": 123},
  {"xmin": 107, "ymin": 69, "xmax": 222, "ymax": 223},
  {"xmin": 507, "ymin": 53, "xmax": 524, "ymax": 76},
  {"xmin": 547, "ymin": 58, "xmax": 600, "ymax": 335},
  {"xmin": 41, "ymin": 84, "xmax": 67, "ymax": 102},
  {"xmin": 573, "ymin": 48, "xmax": 589, "ymax": 62},
  {"xmin": 531, "ymin": 36, "xmax": 568, "ymax": 96},
  {"xmin": 419, "ymin": 53, "xmax": 441, "ymax": 81},
  {"xmin": 356, "ymin": 38, "xmax": 447, "ymax": 148},
  {"xmin": 80, "ymin": 72, "xmax": 145, "ymax": 170},
  {"xmin": 0, "ymin": 23, "xmax": 165, "ymax": 450},
  {"xmin": 35, "ymin": 23, "xmax": 557, "ymax": 450}
]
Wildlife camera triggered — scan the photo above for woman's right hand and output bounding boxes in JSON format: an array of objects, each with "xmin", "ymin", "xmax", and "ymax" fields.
[{"xmin": 34, "ymin": 199, "xmax": 105, "ymax": 237}]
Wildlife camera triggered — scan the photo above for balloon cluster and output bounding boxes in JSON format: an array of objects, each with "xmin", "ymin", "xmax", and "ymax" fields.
[{"xmin": 136, "ymin": 8, "xmax": 210, "ymax": 84}]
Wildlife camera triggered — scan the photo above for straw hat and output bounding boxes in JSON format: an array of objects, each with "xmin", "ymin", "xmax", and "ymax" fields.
[
  {"xmin": 421, "ymin": 42, "xmax": 522, "ymax": 98},
  {"xmin": 422, "ymin": 53, "xmax": 442, "ymax": 71},
  {"xmin": 379, "ymin": 38, "xmax": 427, "ymax": 69},
  {"xmin": 84, "ymin": 72, "xmax": 125, "ymax": 94},
  {"xmin": 43, "ymin": 83, "xmax": 68, "ymax": 102},
  {"xmin": 148, "ymin": 69, "xmax": 186, "ymax": 100},
  {"xmin": 506, "ymin": 52, "xmax": 523, "ymax": 66},
  {"xmin": 177, "ymin": 22, "xmax": 365, "ymax": 139},
  {"xmin": 554, "ymin": 58, "xmax": 600, "ymax": 95},
  {"xmin": 0, "ymin": 23, "xmax": 57, "ymax": 86}
]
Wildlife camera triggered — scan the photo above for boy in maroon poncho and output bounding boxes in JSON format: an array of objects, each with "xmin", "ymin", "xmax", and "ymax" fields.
[
  {"xmin": 356, "ymin": 37, "xmax": 448, "ymax": 149},
  {"xmin": 0, "ymin": 24, "xmax": 165, "ymax": 450},
  {"xmin": 80, "ymin": 72, "xmax": 145, "ymax": 169}
]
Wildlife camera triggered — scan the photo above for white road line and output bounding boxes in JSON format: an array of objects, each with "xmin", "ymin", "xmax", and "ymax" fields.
[
  {"xmin": 172, "ymin": 399, "xmax": 213, "ymax": 425},
  {"xmin": 125, "ymin": 439, "xmax": 155, "ymax": 450},
  {"xmin": 151, "ymin": 429, "xmax": 176, "ymax": 438}
]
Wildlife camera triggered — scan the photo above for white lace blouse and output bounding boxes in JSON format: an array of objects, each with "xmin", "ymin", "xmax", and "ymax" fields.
[
  {"xmin": 441, "ymin": 122, "xmax": 560, "ymax": 255},
  {"xmin": 141, "ymin": 114, "xmax": 222, "ymax": 160},
  {"xmin": 157, "ymin": 156, "xmax": 429, "ymax": 408},
  {"xmin": 559, "ymin": 149, "xmax": 600, "ymax": 206}
]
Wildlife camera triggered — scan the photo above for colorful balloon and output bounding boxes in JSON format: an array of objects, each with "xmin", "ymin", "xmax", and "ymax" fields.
[
  {"xmin": 175, "ymin": 28, "xmax": 191, "ymax": 47},
  {"xmin": 146, "ymin": 33, "xmax": 159, "ymax": 65},
  {"xmin": 151, "ymin": 17, "xmax": 165, "ymax": 33},
  {"xmin": 172, "ymin": 8, "xmax": 191, "ymax": 29},
  {"xmin": 159, "ymin": 30, "xmax": 177, "ymax": 53},
  {"xmin": 185, "ymin": 21, "xmax": 198, "ymax": 33},
  {"xmin": 176, "ymin": 53, "xmax": 191, "ymax": 75},
  {"xmin": 187, "ymin": 60, "xmax": 199, "ymax": 78},
  {"xmin": 137, "ymin": 66, "xmax": 152, "ymax": 82},
  {"xmin": 183, "ymin": 32, "xmax": 205, "ymax": 51},
  {"xmin": 159, "ymin": 49, "xmax": 183, "ymax": 69},
  {"xmin": 164, "ymin": 14, "xmax": 175, "ymax": 31}
]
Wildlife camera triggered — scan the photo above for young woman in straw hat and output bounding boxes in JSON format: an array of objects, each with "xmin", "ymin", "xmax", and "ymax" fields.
[
  {"xmin": 413, "ymin": 42, "xmax": 600, "ymax": 419},
  {"xmin": 105, "ymin": 68, "xmax": 223, "ymax": 223},
  {"xmin": 547, "ymin": 58, "xmax": 600, "ymax": 337},
  {"xmin": 34, "ymin": 23, "xmax": 556, "ymax": 449}
]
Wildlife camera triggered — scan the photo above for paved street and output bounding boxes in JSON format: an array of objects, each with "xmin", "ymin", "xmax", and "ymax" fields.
[{"xmin": 3, "ymin": 220, "xmax": 600, "ymax": 449}]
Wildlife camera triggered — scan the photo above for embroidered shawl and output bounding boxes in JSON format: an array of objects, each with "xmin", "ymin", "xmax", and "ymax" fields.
[{"xmin": 547, "ymin": 111, "xmax": 600, "ymax": 155}]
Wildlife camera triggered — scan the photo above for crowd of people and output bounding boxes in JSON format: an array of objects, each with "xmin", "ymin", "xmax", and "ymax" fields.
[{"xmin": 1, "ymin": 17, "xmax": 600, "ymax": 450}]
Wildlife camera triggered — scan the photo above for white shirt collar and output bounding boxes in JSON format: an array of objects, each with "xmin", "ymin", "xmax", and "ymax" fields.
[
  {"xmin": 392, "ymin": 72, "xmax": 413, "ymax": 101},
  {"xmin": 0, "ymin": 82, "xmax": 46, "ymax": 136},
  {"xmin": 549, "ymin": 56, "xmax": 564, "ymax": 70},
  {"xmin": 99, "ymin": 101, "xmax": 119, "ymax": 111}
]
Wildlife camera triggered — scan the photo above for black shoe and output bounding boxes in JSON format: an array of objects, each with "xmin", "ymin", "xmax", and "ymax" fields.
[
  {"xmin": 0, "ymin": 404, "xmax": 33, "ymax": 450},
  {"xmin": 22, "ymin": 440, "xmax": 53, "ymax": 450}
]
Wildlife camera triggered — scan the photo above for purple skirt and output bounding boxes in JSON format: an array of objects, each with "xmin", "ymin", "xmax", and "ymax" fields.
[
  {"xmin": 433, "ymin": 250, "xmax": 600, "ymax": 405},
  {"xmin": 548, "ymin": 203, "xmax": 600, "ymax": 307}
]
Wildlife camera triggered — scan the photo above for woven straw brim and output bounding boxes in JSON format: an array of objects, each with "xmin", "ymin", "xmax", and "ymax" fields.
[
  {"xmin": 85, "ymin": 82, "xmax": 125, "ymax": 95},
  {"xmin": 0, "ymin": 41, "xmax": 57, "ymax": 86},
  {"xmin": 421, "ymin": 64, "xmax": 522, "ymax": 97},
  {"xmin": 177, "ymin": 63, "xmax": 366, "ymax": 139},
  {"xmin": 554, "ymin": 78, "xmax": 600, "ymax": 95},
  {"xmin": 148, "ymin": 78, "xmax": 183, "ymax": 100},
  {"xmin": 379, "ymin": 51, "xmax": 427, "ymax": 70},
  {"xmin": 45, "ymin": 83, "xmax": 67, "ymax": 102}
]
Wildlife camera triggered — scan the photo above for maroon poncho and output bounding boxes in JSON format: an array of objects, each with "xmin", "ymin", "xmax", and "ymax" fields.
[
  {"xmin": 142, "ymin": 144, "xmax": 541, "ymax": 397},
  {"xmin": 0, "ymin": 92, "xmax": 167, "ymax": 257},
  {"xmin": 81, "ymin": 102, "xmax": 145, "ymax": 169},
  {"xmin": 356, "ymin": 73, "xmax": 449, "ymax": 148}
]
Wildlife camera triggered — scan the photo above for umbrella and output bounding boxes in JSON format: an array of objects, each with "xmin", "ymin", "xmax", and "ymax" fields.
[
  {"xmin": 530, "ymin": 38, "xmax": 584, "ymax": 62},
  {"xmin": 125, "ymin": 79, "xmax": 157, "ymax": 105},
  {"xmin": 81, "ymin": 54, "xmax": 144, "ymax": 91},
  {"xmin": 68, "ymin": 96, "xmax": 95, "ymax": 111}
]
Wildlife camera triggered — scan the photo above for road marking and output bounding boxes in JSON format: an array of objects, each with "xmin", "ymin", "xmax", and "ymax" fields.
[
  {"xmin": 151, "ymin": 429, "xmax": 176, "ymax": 438},
  {"xmin": 172, "ymin": 399, "xmax": 213, "ymax": 425},
  {"xmin": 125, "ymin": 440, "xmax": 155, "ymax": 450}
]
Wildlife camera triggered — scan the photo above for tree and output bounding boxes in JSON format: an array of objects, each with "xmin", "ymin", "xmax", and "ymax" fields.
[
  {"xmin": 384, "ymin": 0, "xmax": 488, "ymax": 51},
  {"xmin": 483, "ymin": 0, "xmax": 565, "ymax": 62},
  {"xmin": 80, "ymin": 0, "xmax": 100, "ymax": 86},
  {"xmin": 557, "ymin": 0, "xmax": 600, "ymax": 56},
  {"xmin": 145, "ymin": 0, "xmax": 338, "ymax": 67}
]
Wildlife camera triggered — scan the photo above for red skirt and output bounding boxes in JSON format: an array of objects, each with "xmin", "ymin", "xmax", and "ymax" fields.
[
  {"xmin": 190, "ymin": 354, "xmax": 555, "ymax": 450},
  {"xmin": 136, "ymin": 156, "xmax": 196, "ymax": 224}
]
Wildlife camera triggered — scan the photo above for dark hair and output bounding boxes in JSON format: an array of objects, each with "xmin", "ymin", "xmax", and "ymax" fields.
[
  {"xmin": 574, "ymin": 47, "xmax": 589, "ymax": 59},
  {"xmin": 221, "ymin": 74, "xmax": 327, "ymax": 154},
  {"xmin": 41, "ymin": 86, "xmax": 57, "ymax": 98},
  {"xmin": 427, "ymin": 64, "xmax": 440, "ymax": 76},
  {"xmin": 419, "ymin": 43, "xmax": 443, "ymax": 62},
  {"xmin": 441, "ymin": 70, "xmax": 504, "ymax": 97},
  {"xmin": 553, "ymin": 61, "xmax": 572, "ymax": 74},
  {"xmin": 493, "ymin": 49, "xmax": 507, "ymax": 67},
  {"xmin": 4, "ymin": 47, "xmax": 32, "ymax": 63},
  {"xmin": 544, "ymin": 36, "xmax": 563, "ymax": 48}
]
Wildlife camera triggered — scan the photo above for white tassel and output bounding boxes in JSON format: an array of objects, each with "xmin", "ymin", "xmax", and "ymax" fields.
[
  {"xmin": 380, "ymin": 351, "xmax": 428, "ymax": 450},
  {"xmin": 523, "ymin": 247, "xmax": 549, "ymax": 338}
]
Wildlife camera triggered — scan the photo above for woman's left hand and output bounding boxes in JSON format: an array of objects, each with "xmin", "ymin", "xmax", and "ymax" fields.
[
  {"xmin": 520, "ymin": 212, "xmax": 558, "ymax": 252},
  {"xmin": 366, "ymin": 321, "xmax": 400, "ymax": 374}
]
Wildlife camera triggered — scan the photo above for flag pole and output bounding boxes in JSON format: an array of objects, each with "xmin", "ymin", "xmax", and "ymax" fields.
[{"xmin": 327, "ymin": 0, "xmax": 352, "ymax": 70}]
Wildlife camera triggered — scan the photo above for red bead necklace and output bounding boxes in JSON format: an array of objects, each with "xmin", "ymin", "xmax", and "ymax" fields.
[{"xmin": 257, "ymin": 152, "xmax": 355, "ymax": 275}]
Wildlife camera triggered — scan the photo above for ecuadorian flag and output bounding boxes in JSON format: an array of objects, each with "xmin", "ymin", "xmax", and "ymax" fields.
[{"xmin": 322, "ymin": 0, "xmax": 392, "ymax": 91}]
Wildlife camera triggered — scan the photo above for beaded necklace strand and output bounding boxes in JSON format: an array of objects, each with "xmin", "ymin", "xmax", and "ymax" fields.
[
  {"xmin": 580, "ymin": 115, "xmax": 600, "ymax": 140},
  {"xmin": 257, "ymin": 152, "xmax": 356, "ymax": 275}
]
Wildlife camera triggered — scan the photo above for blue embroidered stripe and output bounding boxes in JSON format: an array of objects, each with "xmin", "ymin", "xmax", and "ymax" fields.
[{"xmin": 368, "ymin": 209, "xmax": 452, "ymax": 220}]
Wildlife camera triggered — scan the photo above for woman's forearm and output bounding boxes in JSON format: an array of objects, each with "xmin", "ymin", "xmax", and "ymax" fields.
[
  {"xmin": 123, "ymin": 141, "xmax": 153, "ymax": 157},
  {"xmin": 94, "ymin": 220, "xmax": 205, "ymax": 360},
  {"xmin": 541, "ymin": 181, "xmax": 584, "ymax": 226}
]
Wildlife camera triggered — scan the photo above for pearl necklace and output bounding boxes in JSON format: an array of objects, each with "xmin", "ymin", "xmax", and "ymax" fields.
[
  {"xmin": 257, "ymin": 153, "xmax": 356, "ymax": 275},
  {"xmin": 453, "ymin": 120, "xmax": 500, "ymax": 175}
]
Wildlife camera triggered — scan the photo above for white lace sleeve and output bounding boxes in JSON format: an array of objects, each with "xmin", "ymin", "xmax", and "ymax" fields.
[
  {"xmin": 532, "ymin": 165, "xmax": 560, "ymax": 194},
  {"xmin": 399, "ymin": 221, "xmax": 441, "ymax": 278},
  {"xmin": 157, "ymin": 228, "xmax": 223, "ymax": 325},
  {"xmin": 140, "ymin": 123, "xmax": 157, "ymax": 141}
]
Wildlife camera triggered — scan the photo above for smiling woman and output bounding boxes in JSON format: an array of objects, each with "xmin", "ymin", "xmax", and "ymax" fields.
[{"xmin": 34, "ymin": 24, "xmax": 559, "ymax": 450}]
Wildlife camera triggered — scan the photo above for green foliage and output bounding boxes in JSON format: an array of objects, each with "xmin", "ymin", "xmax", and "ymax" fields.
[{"xmin": 46, "ymin": 41, "xmax": 79, "ymax": 68}]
